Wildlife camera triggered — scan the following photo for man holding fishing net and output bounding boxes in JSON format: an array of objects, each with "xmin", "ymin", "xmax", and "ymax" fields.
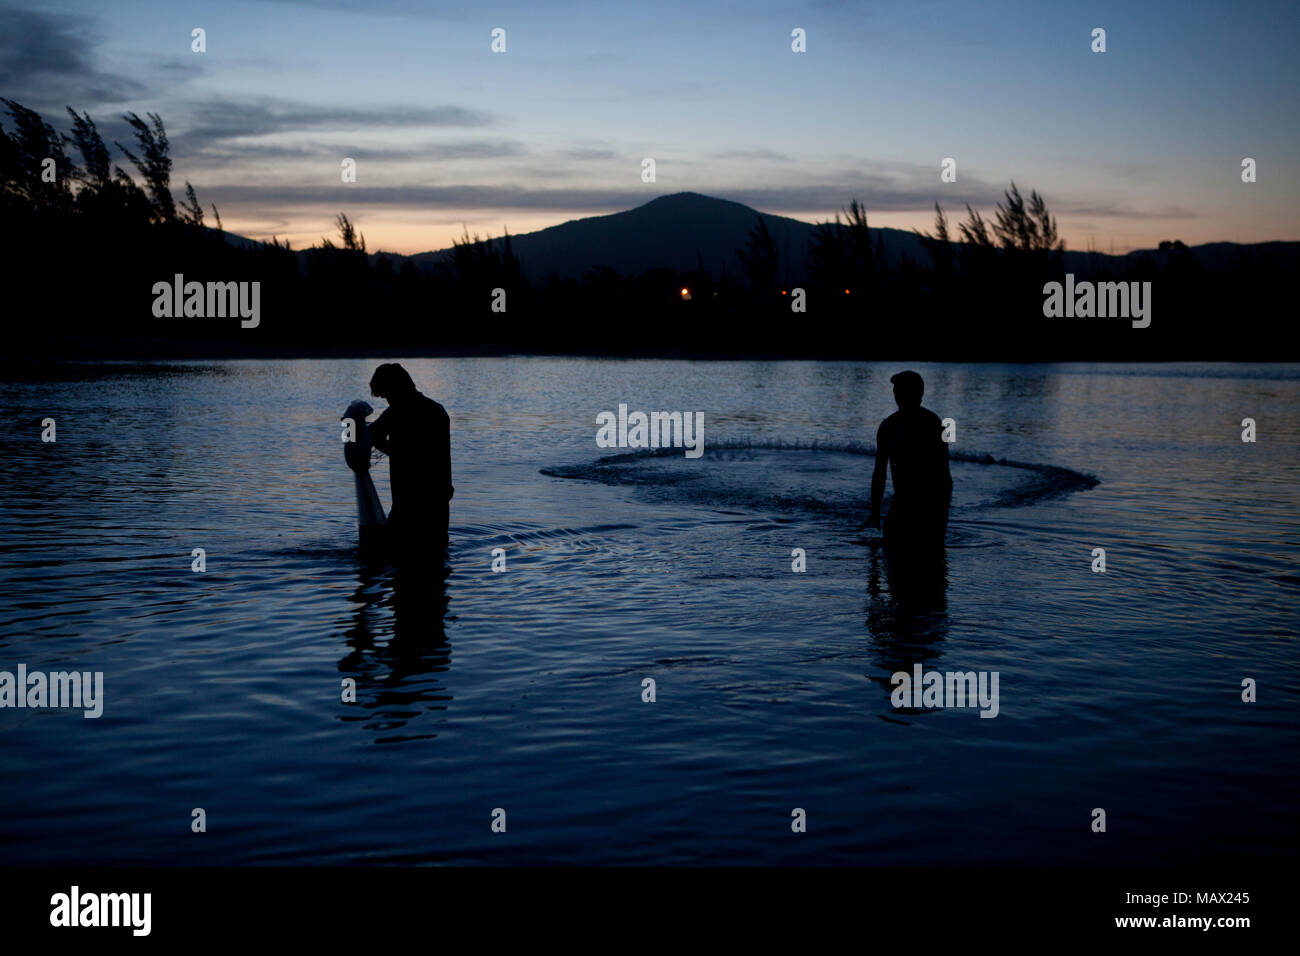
[{"xmin": 366, "ymin": 363, "xmax": 454, "ymax": 556}]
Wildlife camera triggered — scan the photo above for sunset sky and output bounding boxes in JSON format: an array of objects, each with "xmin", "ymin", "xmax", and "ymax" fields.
[{"xmin": 4, "ymin": 0, "xmax": 1297, "ymax": 254}]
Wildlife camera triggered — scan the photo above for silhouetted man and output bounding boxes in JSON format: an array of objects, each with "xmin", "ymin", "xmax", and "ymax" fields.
[
  {"xmin": 369, "ymin": 363, "xmax": 453, "ymax": 553},
  {"xmin": 866, "ymin": 370, "xmax": 951, "ymax": 549}
]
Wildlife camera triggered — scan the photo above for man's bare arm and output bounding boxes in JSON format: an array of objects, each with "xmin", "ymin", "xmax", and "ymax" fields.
[
  {"xmin": 867, "ymin": 424, "xmax": 889, "ymax": 526},
  {"xmin": 371, "ymin": 411, "xmax": 392, "ymax": 455}
]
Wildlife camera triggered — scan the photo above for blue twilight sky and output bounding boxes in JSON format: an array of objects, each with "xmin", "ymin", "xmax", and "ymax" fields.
[{"xmin": 3, "ymin": 0, "xmax": 1297, "ymax": 253}]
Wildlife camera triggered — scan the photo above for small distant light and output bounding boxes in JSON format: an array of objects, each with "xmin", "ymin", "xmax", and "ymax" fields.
[
  {"xmin": 680, "ymin": 287, "xmax": 691, "ymax": 300},
  {"xmin": 781, "ymin": 289, "xmax": 787, "ymax": 295},
  {"xmin": 844, "ymin": 288, "xmax": 851, "ymax": 295}
]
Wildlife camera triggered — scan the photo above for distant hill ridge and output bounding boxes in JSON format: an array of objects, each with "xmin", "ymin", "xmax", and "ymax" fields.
[{"xmin": 227, "ymin": 191, "xmax": 1299, "ymax": 281}]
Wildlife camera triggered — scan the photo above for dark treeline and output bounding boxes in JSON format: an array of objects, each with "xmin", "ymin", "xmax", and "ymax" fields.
[{"xmin": 2, "ymin": 100, "xmax": 1291, "ymax": 360}]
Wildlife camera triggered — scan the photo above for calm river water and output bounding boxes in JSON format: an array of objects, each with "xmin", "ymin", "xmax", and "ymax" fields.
[{"xmin": 0, "ymin": 359, "xmax": 1295, "ymax": 864}]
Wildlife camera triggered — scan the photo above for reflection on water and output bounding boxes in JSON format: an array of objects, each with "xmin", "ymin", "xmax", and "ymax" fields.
[
  {"xmin": 339, "ymin": 559, "xmax": 454, "ymax": 744},
  {"xmin": 865, "ymin": 542, "xmax": 950, "ymax": 711}
]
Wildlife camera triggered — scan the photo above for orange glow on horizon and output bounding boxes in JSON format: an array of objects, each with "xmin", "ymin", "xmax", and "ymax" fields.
[{"xmin": 211, "ymin": 202, "xmax": 1291, "ymax": 259}]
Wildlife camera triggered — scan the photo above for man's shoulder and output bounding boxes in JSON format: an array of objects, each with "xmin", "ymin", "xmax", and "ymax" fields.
[
  {"xmin": 879, "ymin": 410, "xmax": 905, "ymax": 430},
  {"xmin": 416, "ymin": 393, "xmax": 449, "ymax": 417}
]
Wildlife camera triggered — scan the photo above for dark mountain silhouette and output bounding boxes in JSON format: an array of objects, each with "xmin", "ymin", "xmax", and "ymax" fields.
[
  {"xmin": 1076, "ymin": 240, "xmax": 1300, "ymax": 272},
  {"xmin": 403, "ymin": 192, "xmax": 925, "ymax": 281},
  {"xmin": 391, "ymin": 192, "xmax": 1299, "ymax": 282},
  {"xmin": 214, "ymin": 191, "xmax": 1298, "ymax": 286}
]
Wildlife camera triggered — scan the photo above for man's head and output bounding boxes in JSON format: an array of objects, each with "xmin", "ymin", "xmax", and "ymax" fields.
[
  {"xmin": 370, "ymin": 363, "xmax": 417, "ymax": 401},
  {"xmin": 890, "ymin": 370, "xmax": 924, "ymax": 408}
]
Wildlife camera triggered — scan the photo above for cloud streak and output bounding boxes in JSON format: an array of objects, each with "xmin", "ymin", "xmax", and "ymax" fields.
[
  {"xmin": 186, "ymin": 138, "xmax": 528, "ymax": 164},
  {"xmin": 172, "ymin": 97, "xmax": 495, "ymax": 156},
  {"xmin": 200, "ymin": 180, "xmax": 1001, "ymax": 216},
  {"xmin": 0, "ymin": 5, "xmax": 145, "ymax": 107}
]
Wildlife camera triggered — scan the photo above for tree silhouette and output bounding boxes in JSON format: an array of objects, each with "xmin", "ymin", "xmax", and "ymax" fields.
[
  {"xmin": 333, "ymin": 212, "xmax": 366, "ymax": 253},
  {"xmin": 809, "ymin": 199, "xmax": 878, "ymax": 305},
  {"xmin": 0, "ymin": 97, "xmax": 72, "ymax": 212},
  {"xmin": 116, "ymin": 112, "xmax": 175, "ymax": 222},
  {"xmin": 916, "ymin": 202, "xmax": 954, "ymax": 278},
  {"xmin": 992, "ymin": 181, "xmax": 1062, "ymax": 254},
  {"xmin": 64, "ymin": 108, "xmax": 111, "ymax": 190},
  {"xmin": 178, "ymin": 181, "xmax": 205, "ymax": 228},
  {"xmin": 738, "ymin": 215, "xmax": 779, "ymax": 299}
]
